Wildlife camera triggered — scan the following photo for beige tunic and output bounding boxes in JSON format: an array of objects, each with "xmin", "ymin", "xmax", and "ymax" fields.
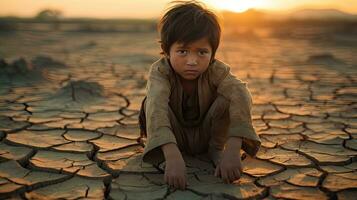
[{"xmin": 142, "ymin": 57, "xmax": 260, "ymax": 165}]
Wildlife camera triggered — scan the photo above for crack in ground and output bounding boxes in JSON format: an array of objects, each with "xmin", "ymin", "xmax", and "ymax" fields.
[{"xmin": 70, "ymin": 82, "xmax": 76, "ymax": 102}]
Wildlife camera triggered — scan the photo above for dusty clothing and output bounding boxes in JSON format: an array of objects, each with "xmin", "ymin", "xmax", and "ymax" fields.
[
  {"xmin": 182, "ymin": 85, "xmax": 200, "ymax": 122},
  {"xmin": 140, "ymin": 57, "xmax": 260, "ymax": 165}
]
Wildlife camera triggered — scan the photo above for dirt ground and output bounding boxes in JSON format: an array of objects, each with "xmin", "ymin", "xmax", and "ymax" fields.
[{"xmin": 0, "ymin": 24, "xmax": 356, "ymax": 199}]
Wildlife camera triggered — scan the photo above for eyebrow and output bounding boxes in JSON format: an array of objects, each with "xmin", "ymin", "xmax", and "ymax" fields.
[
  {"xmin": 197, "ymin": 48, "xmax": 210, "ymax": 51},
  {"xmin": 176, "ymin": 45, "xmax": 210, "ymax": 51}
]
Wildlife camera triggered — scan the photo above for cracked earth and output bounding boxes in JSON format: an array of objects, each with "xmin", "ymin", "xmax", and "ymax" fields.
[{"xmin": 0, "ymin": 28, "xmax": 356, "ymax": 199}]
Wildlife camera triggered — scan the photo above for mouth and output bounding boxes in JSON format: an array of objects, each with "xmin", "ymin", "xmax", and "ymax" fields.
[{"xmin": 184, "ymin": 70, "xmax": 199, "ymax": 74}]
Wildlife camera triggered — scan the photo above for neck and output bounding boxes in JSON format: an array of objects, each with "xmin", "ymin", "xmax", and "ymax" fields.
[{"xmin": 179, "ymin": 77, "xmax": 198, "ymax": 95}]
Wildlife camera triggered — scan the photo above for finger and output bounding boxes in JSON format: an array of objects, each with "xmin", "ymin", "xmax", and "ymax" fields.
[
  {"xmin": 169, "ymin": 176, "xmax": 174, "ymax": 188},
  {"xmin": 228, "ymin": 170, "xmax": 236, "ymax": 183},
  {"xmin": 179, "ymin": 177, "xmax": 185, "ymax": 190},
  {"xmin": 176, "ymin": 177, "xmax": 182, "ymax": 190},
  {"xmin": 166, "ymin": 176, "xmax": 170, "ymax": 187},
  {"xmin": 221, "ymin": 169, "xmax": 229, "ymax": 184},
  {"xmin": 184, "ymin": 176, "xmax": 190, "ymax": 189},
  {"xmin": 229, "ymin": 169, "xmax": 237, "ymax": 183},
  {"xmin": 215, "ymin": 166, "xmax": 221, "ymax": 177},
  {"xmin": 177, "ymin": 178, "xmax": 183, "ymax": 190},
  {"xmin": 173, "ymin": 177, "xmax": 179, "ymax": 189},
  {"xmin": 164, "ymin": 173, "xmax": 168, "ymax": 184},
  {"xmin": 183, "ymin": 175, "xmax": 188, "ymax": 189},
  {"xmin": 234, "ymin": 168, "xmax": 241, "ymax": 180}
]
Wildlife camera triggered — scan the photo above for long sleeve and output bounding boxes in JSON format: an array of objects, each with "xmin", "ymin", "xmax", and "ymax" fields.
[
  {"xmin": 210, "ymin": 60, "xmax": 261, "ymax": 157},
  {"xmin": 142, "ymin": 59, "xmax": 177, "ymax": 165}
]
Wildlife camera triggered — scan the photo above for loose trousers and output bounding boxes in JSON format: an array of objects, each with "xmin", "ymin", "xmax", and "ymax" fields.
[{"xmin": 139, "ymin": 95, "xmax": 230, "ymax": 165}]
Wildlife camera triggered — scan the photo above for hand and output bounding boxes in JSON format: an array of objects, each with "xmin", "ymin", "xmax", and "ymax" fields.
[
  {"xmin": 162, "ymin": 143, "xmax": 187, "ymax": 190},
  {"xmin": 164, "ymin": 156, "xmax": 187, "ymax": 190},
  {"xmin": 214, "ymin": 137, "xmax": 243, "ymax": 183}
]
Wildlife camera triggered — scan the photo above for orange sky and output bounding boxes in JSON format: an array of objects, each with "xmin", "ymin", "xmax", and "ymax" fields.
[{"xmin": 0, "ymin": 0, "xmax": 357, "ymax": 18}]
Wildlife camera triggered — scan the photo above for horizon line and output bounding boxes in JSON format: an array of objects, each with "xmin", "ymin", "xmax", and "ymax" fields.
[{"xmin": 1, "ymin": 7, "xmax": 357, "ymax": 20}]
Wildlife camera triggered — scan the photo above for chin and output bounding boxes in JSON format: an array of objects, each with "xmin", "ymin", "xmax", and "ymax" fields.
[{"xmin": 183, "ymin": 76, "xmax": 199, "ymax": 80}]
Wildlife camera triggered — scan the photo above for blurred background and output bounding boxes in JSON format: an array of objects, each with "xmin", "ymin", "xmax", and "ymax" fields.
[
  {"xmin": 0, "ymin": 0, "xmax": 356, "ymax": 103},
  {"xmin": 1, "ymin": 0, "xmax": 357, "ymax": 61},
  {"xmin": 1, "ymin": 0, "xmax": 356, "ymax": 67},
  {"xmin": 0, "ymin": 0, "xmax": 357, "ymax": 112}
]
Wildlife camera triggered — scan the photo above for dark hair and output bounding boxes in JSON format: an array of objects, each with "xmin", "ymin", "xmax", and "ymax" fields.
[{"xmin": 158, "ymin": 1, "xmax": 221, "ymax": 62}]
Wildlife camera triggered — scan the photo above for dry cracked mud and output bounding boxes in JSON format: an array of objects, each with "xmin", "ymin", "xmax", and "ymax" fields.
[{"xmin": 0, "ymin": 28, "xmax": 357, "ymax": 199}]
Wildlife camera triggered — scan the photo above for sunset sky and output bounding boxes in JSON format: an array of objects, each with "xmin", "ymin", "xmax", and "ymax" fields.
[{"xmin": 1, "ymin": 0, "xmax": 357, "ymax": 19}]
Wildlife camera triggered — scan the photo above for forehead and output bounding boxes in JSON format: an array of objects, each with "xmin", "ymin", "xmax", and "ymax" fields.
[{"xmin": 173, "ymin": 37, "xmax": 211, "ymax": 49}]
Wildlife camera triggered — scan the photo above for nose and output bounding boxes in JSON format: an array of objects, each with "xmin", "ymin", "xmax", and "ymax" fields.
[{"xmin": 187, "ymin": 54, "xmax": 198, "ymax": 66}]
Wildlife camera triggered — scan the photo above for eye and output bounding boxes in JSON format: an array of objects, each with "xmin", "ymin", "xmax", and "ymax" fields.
[
  {"xmin": 198, "ymin": 50, "xmax": 209, "ymax": 56},
  {"xmin": 176, "ymin": 50, "xmax": 188, "ymax": 56}
]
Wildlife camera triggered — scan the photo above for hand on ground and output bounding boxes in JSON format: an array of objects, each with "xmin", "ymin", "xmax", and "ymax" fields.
[
  {"xmin": 164, "ymin": 156, "xmax": 187, "ymax": 190},
  {"xmin": 214, "ymin": 150, "xmax": 242, "ymax": 183}
]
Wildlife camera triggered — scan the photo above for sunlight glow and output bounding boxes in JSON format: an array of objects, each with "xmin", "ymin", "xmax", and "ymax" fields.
[
  {"xmin": 205, "ymin": 0, "xmax": 271, "ymax": 13},
  {"xmin": 1, "ymin": 0, "xmax": 357, "ymax": 18}
]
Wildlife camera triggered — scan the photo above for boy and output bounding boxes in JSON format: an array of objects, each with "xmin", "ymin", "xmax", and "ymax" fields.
[{"xmin": 139, "ymin": 1, "xmax": 260, "ymax": 190}]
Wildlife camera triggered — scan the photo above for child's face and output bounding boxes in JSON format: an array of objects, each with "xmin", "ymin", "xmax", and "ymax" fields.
[{"xmin": 168, "ymin": 37, "xmax": 212, "ymax": 81}]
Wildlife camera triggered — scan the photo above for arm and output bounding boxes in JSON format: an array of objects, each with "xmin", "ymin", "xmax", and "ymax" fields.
[
  {"xmin": 142, "ymin": 59, "xmax": 177, "ymax": 165},
  {"xmin": 142, "ymin": 59, "xmax": 187, "ymax": 189},
  {"xmin": 225, "ymin": 136, "xmax": 242, "ymax": 155},
  {"xmin": 162, "ymin": 143, "xmax": 187, "ymax": 190},
  {"xmin": 211, "ymin": 61, "xmax": 260, "ymax": 183},
  {"xmin": 212, "ymin": 61, "xmax": 261, "ymax": 157}
]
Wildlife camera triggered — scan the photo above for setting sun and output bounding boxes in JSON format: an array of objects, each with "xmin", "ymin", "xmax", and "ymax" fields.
[
  {"xmin": 205, "ymin": 0, "xmax": 270, "ymax": 13},
  {"xmin": 0, "ymin": 0, "xmax": 357, "ymax": 18}
]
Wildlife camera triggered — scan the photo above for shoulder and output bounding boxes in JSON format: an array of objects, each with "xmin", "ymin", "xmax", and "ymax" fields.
[
  {"xmin": 208, "ymin": 59, "xmax": 230, "ymax": 75},
  {"xmin": 208, "ymin": 59, "xmax": 234, "ymax": 85},
  {"xmin": 150, "ymin": 57, "xmax": 173, "ymax": 77}
]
